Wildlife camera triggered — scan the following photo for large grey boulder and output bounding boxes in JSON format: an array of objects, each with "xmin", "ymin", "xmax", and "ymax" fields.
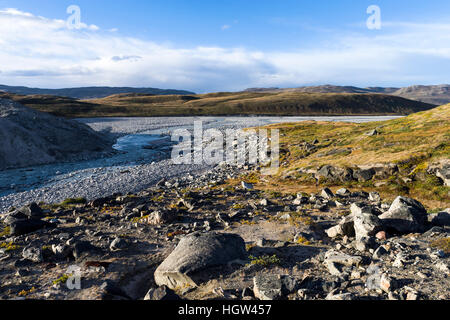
[
  {"xmin": 351, "ymin": 203, "xmax": 383, "ymax": 240},
  {"xmin": 379, "ymin": 196, "xmax": 428, "ymax": 234},
  {"xmin": 154, "ymin": 232, "xmax": 246, "ymax": 290}
]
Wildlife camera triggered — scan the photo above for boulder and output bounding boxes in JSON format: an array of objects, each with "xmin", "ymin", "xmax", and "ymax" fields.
[
  {"xmin": 22, "ymin": 246, "xmax": 43, "ymax": 263},
  {"xmin": 351, "ymin": 203, "xmax": 383, "ymax": 240},
  {"xmin": 154, "ymin": 232, "xmax": 246, "ymax": 290},
  {"xmin": 110, "ymin": 237, "xmax": 128, "ymax": 251},
  {"xmin": 144, "ymin": 285, "xmax": 181, "ymax": 301},
  {"xmin": 324, "ymin": 250, "xmax": 362, "ymax": 267},
  {"xmin": 353, "ymin": 168, "xmax": 375, "ymax": 182},
  {"xmin": 429, "ymin": 209, "xmax": 450, "ymax": 227},
  {"xmin": 253, "ymin": 274, "xmax": 298, "ymax": 300},
  {"xmin": 379, "ymin": 196, "xmax": 428, "ymax": 234},
  {"xmin": 18, "ymin": 203, "xmax": 44, "ymax": 218},
  {"xmin": 325, "ymin": 215, "xmax": 355, "ymax": 238},
  {"xmin": 146, "ymin": 210, "xmax": 177, "ymax": 225},
  {"xmin": 336, "ymin": 188, "xmax": 351, "ymax": 196},
  {"xmin": 316, "ymin": 165, "xmax": 354, "ymax": 183},
  {"xmin": 9, "ymin": 219, "xmax": 53, "ymax": 236},
  {"xmin": 436, "ymin": 164, "xmax": 450, "ymax": 186},
  {"xmin": 320, "ymin": 188, "xmax": 334, "ymax": 199}
]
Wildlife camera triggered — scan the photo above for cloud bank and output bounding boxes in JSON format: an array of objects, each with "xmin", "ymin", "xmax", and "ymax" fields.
[{"xmin": 0, "ymin": 8, "xmax": 449, "ymax": 92}]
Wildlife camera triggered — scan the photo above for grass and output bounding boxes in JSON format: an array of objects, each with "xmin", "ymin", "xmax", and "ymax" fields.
[
  {"xmin": 248, "ymin": 254, "xmax": 281, "ymax": 267},
  {"xmin": 1, "ymin": 91, "xmax": 434, "ymax": 118},
  {"xmin": 0, "ymin": 242, "xmax": 20, "ymax": 252},
  {"xmin": 430, "ymin": 237, "xmax": 450, "ymax": 254},
  {"xmin": 252, "ymin": 104, "xmax": 450, "ymax": 208},
  {"xmin": 61, "ymin": 198, "xmax": 87, "ymax": 206},
  {"xmin": 53, "ymin": 274, "xmax": 71, "ymax": 286}
]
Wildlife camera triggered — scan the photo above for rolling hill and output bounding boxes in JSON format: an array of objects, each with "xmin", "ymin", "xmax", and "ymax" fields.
[
  {"xmin": 0, "ymin": 84, "xmax": 195, "ymax": 99},
  {"xmin": 245, "ymin": 84, "xmax": 450, "ymax": 105},
  {"xmin": 0, "ymin": 91, "xmax": 435, "ymax": 118}
]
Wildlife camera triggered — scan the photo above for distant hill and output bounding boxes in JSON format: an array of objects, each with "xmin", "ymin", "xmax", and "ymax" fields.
[
  {"xmin": 393, "ymin": 85, "xmax": 450, "ymax": 105},
  {"xmin": 0, "ymin": 91, "xmax": 435, "ymax": 118},
  {"xmin": 245, "ymin": 84, "xmax": 450, "ymax": 105},
  {"xmin": 0, "ymin": 98, "xmax": 114, "ymax": 170},
  {"xmin": 0, "ymin": 85, "xmax": 195, "ymax": 99}
]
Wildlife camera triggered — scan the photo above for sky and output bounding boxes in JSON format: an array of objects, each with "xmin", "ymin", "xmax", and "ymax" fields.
[{"xmin": 0, "ymin": 0, "xmax": 449, "ymax": 93}]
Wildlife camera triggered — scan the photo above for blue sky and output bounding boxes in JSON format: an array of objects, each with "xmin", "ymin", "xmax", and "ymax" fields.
[{"xmin": 0, "ymin": 0, "xmax": 449, "ymax": 92}]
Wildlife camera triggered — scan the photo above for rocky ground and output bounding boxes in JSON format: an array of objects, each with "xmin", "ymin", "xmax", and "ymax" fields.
[{"xmin": 0, "ymin": 162, "xmax": 448, "ymax": 301}]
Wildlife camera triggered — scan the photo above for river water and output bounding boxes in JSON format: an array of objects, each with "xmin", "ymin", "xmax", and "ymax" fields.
[{"xmin": 0, "ymin": 116, "xmax": 401, "ymax": 212}]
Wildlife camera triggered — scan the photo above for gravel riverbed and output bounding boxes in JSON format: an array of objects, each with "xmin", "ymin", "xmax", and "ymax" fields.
[{"xmin": 0, "ymin": 116, "xmax": 401, "ymax": 212}]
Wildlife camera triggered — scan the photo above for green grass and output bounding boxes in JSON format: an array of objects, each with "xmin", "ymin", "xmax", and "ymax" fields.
[{"xmin": 248, "ymin": 254, "xmax": 281, "ymax": 267}]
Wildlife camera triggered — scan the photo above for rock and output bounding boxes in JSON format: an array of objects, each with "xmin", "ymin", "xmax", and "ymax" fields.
[
  {"xmin": 434, "ymin": 261, "xmax": 449, "ymax": 274},
  {"xmin": 72, "ymin": 241, "xmax": 101, "ymax": 260},
  {"xmin": 10, "ymin": 219, "xmax": 53, "ymax": 236},
  {"xmin": 316, "ymin": 165, "xmax": 354, "ymax": 183},
  {"xmin": 351, "ymin": 203, "xmax": 383, "ymax": 240},
  {"xmin": 380, "ymin": 273, "xmax": 396, "ymax": 293},
  {"xmin": 154, "ymin": 232, "xmax": 246, "ymax": 290},
  {"xmin": 253, "ymin": 274, "xmax": 282, "ymax": 300},
  {"xmin": 324, "ymin": 250, "xmax": 362, "ymax": 267},
  {"xmin": 18, "ymin": 203, "xmax": 44, "ymax": 218},
  {"xmin": 326, "ymin": 262, "xmax": 344, "ymax": 276},
  {"xmin": 146, "ymin": 210, "xmax": 177, "ymax": 225},
  {"xmin": 435, "ymin": 164, "xmax": 450, "ymax": 186},
  {"xmin": 325, "ymin": 215, "xmax": 355, "ymax": 238},
  {"xmin": 365, "ymin": 129, "xmax": 379, "ymax": 136},
  {"xmin": 326, "ymin": 291, "xmax": 354, "ymax": 300},
  {"xmin": 336, "ymin": 188, "xmax": 350, "ymax": 196},
  {"xmin": 110, "ymin": 237, "xmax": 128, "ymax": 251},
  {"xmin": 22, "ymin": 246, "xmax": 43, "ymax": 263},
  {"xmin": 321, "ymin": 188, "xmax": 334, "ymax": 199},
  {"xmin": 369, "ymin": 192, "xmax": 381, "ymax": 202},
  {"xmin": 430, "ymin": 210, "xmax": 450, "ymax": 227},
  {"xmin": 241, "ymin": 181, "xmax": 254, "ymax": 190},
  {"xmin": 373, "ymin": 245, "xmax": 389, "ymax": 260},
  {"xmin": 354, "ymin": 236, "xmax": 377, "ymax": 252},
  {"xmin": 144, "ymin": 285, "xmax": 181, "ymax": 301},
  {"xmin": 379, "ymin": 196, "xmax": 428, "ymax": 234},
  {"xmin": 253, "ymin": 274, "xmax": 297, "ymax": 300},
  {"xmin": 353, "ymin": 168, "xmax": 375, "ymax": 182},
  {"xmin": 375, "ymin": 231, "xmax": 387, "ymax": 240}
]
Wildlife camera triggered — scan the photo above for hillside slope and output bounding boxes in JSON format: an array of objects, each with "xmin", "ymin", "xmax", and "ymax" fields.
[
  {"xmin": 245, "ymin": 84, "xmax": 450, "ymax": 105},
  {"xmin": 0, "ymin": 99, "xmax": 114, "ymax": 170},
  {"xmin": 0, "ymin": 84, "xmax": 195, "ymax": 99},
  {"xmin": 0, "ymin": 91, "xmax": 434, "ymax": 118},
  {"xmin": 249, "ymin": 104, "xmax": 450, "ymax": 207}
]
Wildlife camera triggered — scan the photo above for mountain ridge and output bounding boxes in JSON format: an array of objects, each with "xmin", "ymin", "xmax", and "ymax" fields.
[
  {"xmin": 244, "ymin": 84, "xmax": 450, "ymax": 105},
  {"xmin": 0, "ymin": 85, "xmax": 195, "ymax": 100}
]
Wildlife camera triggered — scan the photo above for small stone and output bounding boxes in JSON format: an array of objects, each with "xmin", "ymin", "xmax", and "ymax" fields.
[
  {"xmin": 375, "ymin": 231, "xmax": 387, "ymax": 240},
  {"xmin": 144, "ymin": 285, "xmax": 180, "ymax": 300},
  {"xmin": 110, "ymin": 237, "xmax": 128, "ymax": 251},
  {"xmin": 373, "ymin": 245, "xmax": 389, "ymax": 260},
  {"xmin": 380, "ymin": 274, "xmax": 396, "ymax": 293},
  {"xmin": 336, "ymin": 188, "xmax": 350, "ymax": 196},
  {"xmin": 22, "ymin": 246, "xmax": 43, "ymax": 263},
  {"xmin": 321, "ymin": 188, "xmax": 334, "ymax": 199},
  {"xmin": 241, "ymin": 181, "xmax": 254, "ymax": 190}
]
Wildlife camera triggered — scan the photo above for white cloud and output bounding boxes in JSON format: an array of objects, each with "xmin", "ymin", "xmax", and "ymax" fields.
[
  {"xmin": 221, "ymin": 24, "xmax": 231, "ymax": 30},
  {"xmin": 0, "ymin": 8, "xmax": 449, "ymax": 92}
]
